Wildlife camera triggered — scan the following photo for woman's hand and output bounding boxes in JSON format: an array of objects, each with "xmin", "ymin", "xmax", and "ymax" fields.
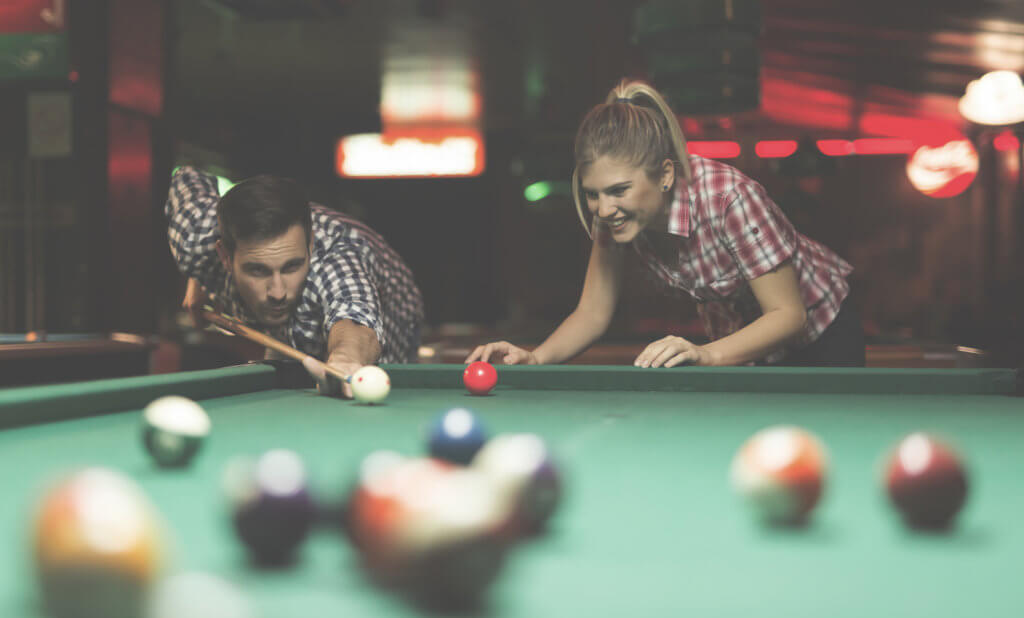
[
  {"xmin": 634, "ymin": 335, "xmax": 711, "ymax": 368},
  {"xmin": 465, "ymin": 341, "xmax": 540, "ymax": 365}
]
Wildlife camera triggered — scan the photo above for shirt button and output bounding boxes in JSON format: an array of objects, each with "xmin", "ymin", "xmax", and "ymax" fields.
[{"xmin": 751, "ymin": 227, "xmax": 760, "ymax": 235}]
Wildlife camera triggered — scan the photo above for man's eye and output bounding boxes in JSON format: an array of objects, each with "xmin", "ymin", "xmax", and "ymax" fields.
[
  {"xmin": 246, "ymin": 268, "xmax": 269, "ymax": 277},
  {"xmin": 610, "ymin": 188, "xmax": 626, "ymax": 196},
  {"xmin": 584, "ymin": 192, "xmax": 597, "ymax": 200}
]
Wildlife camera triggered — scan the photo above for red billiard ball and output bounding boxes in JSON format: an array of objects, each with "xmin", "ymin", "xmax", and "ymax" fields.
[
  {"xmin": 463, "ymin": 362, "xmax": 497, "ymax": 396},
  {"xmin": 730, "ymin": 426, "xmax": 827, "ymax": 525},
  {"xmin": 886, "ymin": 433, "xmax": 968, "ymax": 529}
]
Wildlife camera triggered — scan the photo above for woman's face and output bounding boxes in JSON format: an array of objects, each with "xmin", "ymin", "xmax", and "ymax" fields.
[{"xmin": 580, "ymin": 155, "xmax": 671, "ymax": 243}]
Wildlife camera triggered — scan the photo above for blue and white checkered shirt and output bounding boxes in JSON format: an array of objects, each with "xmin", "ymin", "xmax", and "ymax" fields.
[{"xmin": 166, "ymin": 167, "xmax": 424, "ymax": 363}]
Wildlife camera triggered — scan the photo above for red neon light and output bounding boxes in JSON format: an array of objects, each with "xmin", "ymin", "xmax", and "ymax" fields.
[
  {"xmin": 688, "ymin": 141, "xmax": 741, "ymax": 158},
  {"xmin": 993, "ymin": 131, "xmax": 1019, "ymax": 152},
  {"xmin": 817, "ymin": 140, "xmax": 854, "ymax": 156},
  {"xmin": 755, "ymin": 141, "xmax": 798, "ymax": 158},
  {"xmin": 852, "ymin": 139, "xmax": 916, "ymax": 155},
  {"xmin": 858, "ymin": 114, "xmax": 962, "ymax": 146}
]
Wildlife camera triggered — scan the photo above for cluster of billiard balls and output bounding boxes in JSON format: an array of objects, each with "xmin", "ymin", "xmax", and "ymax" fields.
[
  {"xmin": 731, "ymin": 426, "xmax": 969, "ymax": 529},
  {"xmin": 133, "ymin": 388, "xmax": 557, "ymax": 607},
  {"xmin": 345, "ymin": 407, "xmax": 561, "ymax": 606}
]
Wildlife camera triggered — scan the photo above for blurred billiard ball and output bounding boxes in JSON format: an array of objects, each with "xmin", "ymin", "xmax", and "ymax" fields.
[
  {"xmin": 141, "ymin": 396, "xmax": 211, "ymax": 468},
  {"xmin": 730, "ymin": 425, "xmax": 827, "ymax": 525},
  {"xmin": 886, "ymin": 432, "xmax": 968, "ymax": 530},
  {"xmin": 472, "ymin": 433, "xmax": 562, "ymax": 535},
  {"xmin": 33, "ymin": 468, "xmax": 165, "ymax": 618},
  {"xmin": 148, "ymin": 571, "xmax": 254, "ymax": 618},
  {"xmin": 222, "ymin": 449, "xmax": 315, "ymax": 564},
  {"xmin": 428, "ymin": 408, "xmax": 488, "ymax": 465}
]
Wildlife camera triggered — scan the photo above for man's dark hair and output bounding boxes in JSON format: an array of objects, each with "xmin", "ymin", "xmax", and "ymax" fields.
[{"xmin": 217, "ymin": 175, "xmax": 313, "ymax": 255}]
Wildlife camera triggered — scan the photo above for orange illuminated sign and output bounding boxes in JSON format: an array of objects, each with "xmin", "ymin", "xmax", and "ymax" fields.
[{"xmin": 336, "ymin": 128, "xmax": 485, "ymax": 178}]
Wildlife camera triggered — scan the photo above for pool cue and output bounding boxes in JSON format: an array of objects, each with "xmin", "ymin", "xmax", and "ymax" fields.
[{"xmin": 199, "ymin": 308, "xmax": 349, "ymax": 389}]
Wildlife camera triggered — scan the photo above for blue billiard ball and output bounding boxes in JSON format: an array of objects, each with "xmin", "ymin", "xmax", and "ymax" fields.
[{"xmin": 428, "ymin": 408, "xmax": 488, "ymax": 465}]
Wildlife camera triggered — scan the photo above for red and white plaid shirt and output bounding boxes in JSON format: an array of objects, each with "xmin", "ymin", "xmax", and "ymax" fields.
[{"xmin": 631, "ymin": 155, "xmax": 852, "ymax": 362}]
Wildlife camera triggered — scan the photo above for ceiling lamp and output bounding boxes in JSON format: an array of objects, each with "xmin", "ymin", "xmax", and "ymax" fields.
[{"xmin": 959, "ymin": 70, "xmax": 1024, "ymax": 126}]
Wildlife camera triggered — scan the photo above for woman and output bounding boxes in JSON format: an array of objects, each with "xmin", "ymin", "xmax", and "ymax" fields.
[{"xmin": 468, "ymin": 80, "xmax": 863, "ymax": 368}]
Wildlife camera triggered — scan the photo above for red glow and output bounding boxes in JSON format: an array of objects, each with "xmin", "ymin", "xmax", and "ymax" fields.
[
  {"xmin": 759, "ymin": 73, "xmax": 965, "ymax": 151},
  {"xmin": 755, "ymin": 141, "xmax": 798, "ymax": 158},
  {"xmin": 858, "ymin": 114, "xmax": 962, "ymax": 146},
  {"xmin": 0, "ymin": 0, "xmax": 64, "ymax": 33},
  {"xmin": 817, "ymin": 140, "xmax": 855, "ymax": 156},
  {"xmin": 760, "ymin": 75, "xmax": 855, "ymax": 131},
  {"xmin": 852, "ymin": 139, "xmax": 916, "ymax": 155},
  {"xmin": 993, "ymin": 131, "xmax": 1019, "ymax": 152},
  {"xmin": 67, "ymin": 69, "xmax": 78, "ymax": 82},
  {"xmin": 682, "ymin": 118, "xmax": 704, "ymax": 137},
  {"xmin": 688, "ymin": 141, "xmax": 741, "ymax": 158}
]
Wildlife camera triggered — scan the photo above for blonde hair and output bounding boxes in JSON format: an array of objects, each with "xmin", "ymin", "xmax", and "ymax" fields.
[{"xmin": 571, "ymin": 80, "xmax": 692, "ymax": 238}]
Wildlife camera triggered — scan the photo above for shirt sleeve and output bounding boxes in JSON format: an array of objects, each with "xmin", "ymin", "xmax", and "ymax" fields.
[
  {"xmin": 317, "ymin": 242, "xmax": 386, "ymax": 350},
  {"xmin": 717, "ymin": 180, "xmax": 797, "ymax": 281},
  {"xmin": 165, "ymin": 166, "xmax": 224, "ymax": 287}
]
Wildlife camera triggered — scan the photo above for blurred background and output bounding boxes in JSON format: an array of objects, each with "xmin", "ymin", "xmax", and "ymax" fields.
[{"xmin": 2, "ymin": 0, "xmax": 1023, "ymax": 382}]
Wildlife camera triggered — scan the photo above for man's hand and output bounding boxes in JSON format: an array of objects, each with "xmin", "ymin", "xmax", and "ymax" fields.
[
  {"xmin": 183, "ymin": 278, "xmax": 212, "ymax": 328},
  {"xmin": 465, "ymin": 341, "xmax": 539, "ymax": 365},
  {"xmin": 633, "ymin": 335, "xmax": 710, "ymax": 368},
  {"xmin": 301, "ymin": 354, "xmax": 360, "ymax": 398}
]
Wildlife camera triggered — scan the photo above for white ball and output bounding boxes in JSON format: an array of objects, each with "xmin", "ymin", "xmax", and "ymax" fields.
[
  {"xmin": 148, "ymin": 572, "xmax": 254, "ymax": 618},
  {"xmin": 142, "ymin": 396, "xmax": 211, "ymax": 467},
  {"xmin": 351, "ymin": 366, "xmax": 391, "ymax": 404}
]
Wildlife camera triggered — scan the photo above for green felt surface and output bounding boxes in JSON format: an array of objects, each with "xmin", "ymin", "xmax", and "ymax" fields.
[{"xmin": 1, "ymin": 365, "xmax": 1022, "ymax": 617}]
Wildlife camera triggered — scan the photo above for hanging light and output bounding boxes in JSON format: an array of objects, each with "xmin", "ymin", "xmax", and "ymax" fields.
[{"xmin": 958, "ymin": 71, "xmax": 1024, "ymax": 126}]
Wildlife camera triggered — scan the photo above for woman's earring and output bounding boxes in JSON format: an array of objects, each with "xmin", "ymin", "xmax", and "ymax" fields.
[{"xmin": 663, "ymin": 185, "xmax": 669, "ymax": 191}]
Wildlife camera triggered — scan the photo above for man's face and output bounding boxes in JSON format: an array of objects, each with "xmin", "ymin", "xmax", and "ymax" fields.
[{"xmin": 220, "ymin": 223, "xmax": 310, "ymax": 327}]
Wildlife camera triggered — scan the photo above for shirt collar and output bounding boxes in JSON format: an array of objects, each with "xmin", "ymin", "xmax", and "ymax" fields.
[{"xmin": 665, "ymin": 181, "xmax": 691, "ymax": 238}]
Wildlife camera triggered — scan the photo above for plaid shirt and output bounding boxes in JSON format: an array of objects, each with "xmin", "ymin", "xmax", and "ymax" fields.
[
  {"xmin": 632, "ymin": 156, "xmax": 852, "ymax": 362},
  {"xmin": 166, "ymin": 167, "xmax": 424, "ymax": 363}
]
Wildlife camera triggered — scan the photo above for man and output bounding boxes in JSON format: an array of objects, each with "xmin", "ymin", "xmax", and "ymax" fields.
[{"xmin": 166, "ymin": 166, "xmax": 424, "ymax": 396}]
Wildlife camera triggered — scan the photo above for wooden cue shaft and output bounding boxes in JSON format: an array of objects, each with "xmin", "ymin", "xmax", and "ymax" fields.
[{"xmin": 200, "ymin": 309, "xmax": 349, "ymax": 384}]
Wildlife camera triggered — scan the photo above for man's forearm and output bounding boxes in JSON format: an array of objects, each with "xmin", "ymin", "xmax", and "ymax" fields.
[{"xmin": 326, "ymin": 320, "xmax": 381, "ymax": 365}]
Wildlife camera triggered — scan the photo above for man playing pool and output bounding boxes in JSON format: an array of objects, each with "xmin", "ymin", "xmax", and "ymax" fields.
[{"xmin": 166, "ymin": 167, "xmax": 424, "ymax": 397}]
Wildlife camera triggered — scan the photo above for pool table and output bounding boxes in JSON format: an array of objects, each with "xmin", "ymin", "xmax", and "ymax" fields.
[
  {"xmin": 1, "ymin": 362, "xmax": 1022, "ymax": 617},
  {"xmin": 0, "ymin": 333, "xmax": 153, "ymax": 387}
]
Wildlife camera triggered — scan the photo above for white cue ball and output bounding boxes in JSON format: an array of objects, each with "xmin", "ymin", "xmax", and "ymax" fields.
[{"xmin": 350, "ymin": 366, "xmax": 391, "ymax": 404}]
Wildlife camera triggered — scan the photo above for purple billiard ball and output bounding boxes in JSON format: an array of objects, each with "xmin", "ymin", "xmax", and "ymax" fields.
[{"xmin": 223, "ymin": 449, "xmax": 315, "ymax": 564}]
